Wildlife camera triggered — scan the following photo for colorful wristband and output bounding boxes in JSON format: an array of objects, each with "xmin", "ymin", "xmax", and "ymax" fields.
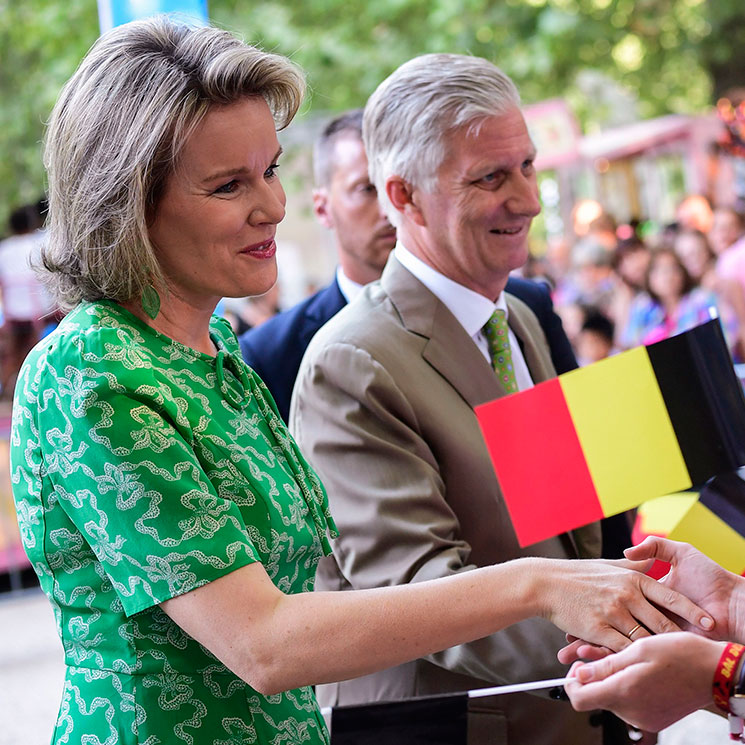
[
  {"xmin": 737, "ymin": 652, "xmax": 745, "ymax": 696},
  {"xmin": 713, "ymin": 642, "xmax": 745, "ymax": 714}
]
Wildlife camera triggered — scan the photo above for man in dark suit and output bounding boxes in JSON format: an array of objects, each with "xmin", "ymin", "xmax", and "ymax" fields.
[
  {"xmin": 239, "ymin": 110, "xmax": 396, "ymax": 422},
  {"xmin": 291, "ymin": 54, "xmax": 631, "ymax": 745}
]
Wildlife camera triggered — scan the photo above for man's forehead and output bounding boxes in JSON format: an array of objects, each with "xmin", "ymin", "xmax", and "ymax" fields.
[
  {"xmin": 330, "ymin": 135, "xmax": 371, "ymax": 180},
  {"xmin": 444, "ymin": 109, "xmax": 536, "ymax": 167}
]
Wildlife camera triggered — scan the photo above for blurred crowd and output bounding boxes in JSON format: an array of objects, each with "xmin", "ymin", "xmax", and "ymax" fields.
[
  {"xmin": 0, "ymin": 199, "xmax": 57, "ymax": 399},
  {"xmin": 517, "ymin": 195, "xmax": 745, "ymax": 369},
  {"xmin": 4, "ymin": 190, "xmax": 745, "ymax": 397}
]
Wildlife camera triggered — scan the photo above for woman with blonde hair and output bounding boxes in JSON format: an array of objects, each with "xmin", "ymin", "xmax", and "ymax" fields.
[{"xmin": 12, "ymin": 17, "xmax": 716, "ymax": 744}]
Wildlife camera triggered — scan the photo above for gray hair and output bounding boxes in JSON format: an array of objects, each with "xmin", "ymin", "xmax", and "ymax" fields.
[
  {"xmin": 42, "ymin": 16, "xmax": 305, "ymax": 311},
  {"xmin": 312, "ymin": 108, "xmax": 363, "ymax": 187},
  {"xmin": 363, "ymin": 54, "xmax": 520, "ymax": 226}
]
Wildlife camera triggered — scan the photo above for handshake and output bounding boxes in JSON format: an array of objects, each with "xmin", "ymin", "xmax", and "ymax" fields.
[{"xmin": 557, "ymin": 537, "xmax": 745, "ymax": 734}]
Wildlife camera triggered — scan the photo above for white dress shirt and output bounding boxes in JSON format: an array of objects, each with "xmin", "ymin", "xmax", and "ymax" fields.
[
  {"xmin": 394, "ymin": 244, "xmax": 534, "ymax": 391},
  {"xmin": 335, "ymin": 266, "xmax": 365, "ymax": 304}
]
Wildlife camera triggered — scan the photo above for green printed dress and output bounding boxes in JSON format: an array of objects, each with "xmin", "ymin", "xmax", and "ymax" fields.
[{"xmin": 11, "ymin": 301, "xmax": 338, "ymax": 745}]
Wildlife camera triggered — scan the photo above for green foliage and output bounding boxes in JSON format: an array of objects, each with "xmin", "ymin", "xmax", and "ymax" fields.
[
  {"xmin": 0, "ymin": 0, "xmax": 99, "ymax": 231},
  {"xmin": 1, "ymin": 0, "xmax": 743, "ymax": 228}
]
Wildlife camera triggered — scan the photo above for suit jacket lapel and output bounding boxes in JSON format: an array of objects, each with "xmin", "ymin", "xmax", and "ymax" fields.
[
  {"xmin": 381, "ymin": 258, "xmax": 592, "ymax": 558},
  {"xmin": 304, "ymin": 277, "xmax": 346, "ymax": 326},
  {"xmin": 382, "ymin": 257, "xmax": 507, "ymax": 408}
]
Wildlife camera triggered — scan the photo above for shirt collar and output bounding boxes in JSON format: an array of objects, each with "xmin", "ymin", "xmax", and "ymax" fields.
[
  {"xmin": 335, "ymin": 266, "xmax": 365, "ymax": 303},
  {"xmin": 393, "ymin": 243, "xmax": 506, "ymax": 336}
]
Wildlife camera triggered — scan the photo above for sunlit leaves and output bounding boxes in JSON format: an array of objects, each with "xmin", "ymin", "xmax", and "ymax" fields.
[{"xmin": 0, "ymin": 0, "xmax": 742, "ymax": 229}]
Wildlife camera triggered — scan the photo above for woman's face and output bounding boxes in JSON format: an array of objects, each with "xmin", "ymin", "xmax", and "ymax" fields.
[
  {"xmin": 648, "ymin": 252, "xmax": 685, "ymax": 302},
  {"xmin": 674, "ymin": 234, "xmax": 710, "ymax": 281},
  {"xmin": 708, "ymin": 209, "xmax": 743, "ymax": 255},
  {"xmin": 618, "ymin": 248, "xmax": 650, "ymax": 289},
  {"xmin": 148, "ymin": 97, "xmax": 286, "ymax": 311}
]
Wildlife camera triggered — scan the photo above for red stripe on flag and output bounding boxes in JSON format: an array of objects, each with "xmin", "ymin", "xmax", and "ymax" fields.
[{"xmin": 476, "ymin": 378, "xmax": 604, "ymax": 546}]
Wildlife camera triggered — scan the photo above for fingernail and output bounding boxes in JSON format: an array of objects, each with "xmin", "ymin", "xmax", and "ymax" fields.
[
  {"xmin": 577, "ymin": 666, "xmax": 594, "ymax": 683},
  {"xmin": 700, "ymin": 616, "xmax": 714, "ymax": 630}
]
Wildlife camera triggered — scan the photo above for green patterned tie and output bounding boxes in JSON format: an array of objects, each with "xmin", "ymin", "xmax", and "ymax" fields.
[{"xmin": 483, "ymin": 309, "xmax": 519, "ymax": 393}]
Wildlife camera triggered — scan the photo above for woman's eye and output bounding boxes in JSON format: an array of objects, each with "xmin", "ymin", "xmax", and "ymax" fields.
[
  {"xmin": 214, "ymin": 180, "xmax": 239, "ymax": 194},
  {"xmin": 264, "ymin": 163, "xmax": 280, "ymax": 179}
]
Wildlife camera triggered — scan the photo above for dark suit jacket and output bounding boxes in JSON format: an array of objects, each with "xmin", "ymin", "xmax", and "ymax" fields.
[
  {"xmin": 504, "ymin": 276, "xmax": 577, "ymax": 375},
  {"xmin": 238, "ymin": 278, "xmax": 346, "ymax": 423}
]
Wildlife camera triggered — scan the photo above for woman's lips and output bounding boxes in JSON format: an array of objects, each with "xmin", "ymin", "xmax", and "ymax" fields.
[{"xmin": 242, "ymin": 239, "xmax": 276, "ymax": 259}]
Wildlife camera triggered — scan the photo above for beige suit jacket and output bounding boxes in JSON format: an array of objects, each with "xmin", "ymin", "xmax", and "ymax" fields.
[{"xmin": 291, "ymin": 257, "xmax": 602, "ymax": 745}]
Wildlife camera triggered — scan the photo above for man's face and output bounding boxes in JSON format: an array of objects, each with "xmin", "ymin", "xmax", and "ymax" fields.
[
  {"xmin": 407, "ymin": 107, "xmax": 540, "ymax": 300},
  {"xmin": 314, "ymin": 135, "xmax": 396, "ymax": 285}
]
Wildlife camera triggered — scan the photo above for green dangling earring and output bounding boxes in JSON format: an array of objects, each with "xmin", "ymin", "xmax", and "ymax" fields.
[{"xmin": 141, "ymin": 283, "xmax": 161, "ymax": 320}]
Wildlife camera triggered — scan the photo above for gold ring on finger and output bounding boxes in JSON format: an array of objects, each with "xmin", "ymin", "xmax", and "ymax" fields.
[{"xmin": 626, "ymin": 623, "xmax": 642, "ymax": 640}]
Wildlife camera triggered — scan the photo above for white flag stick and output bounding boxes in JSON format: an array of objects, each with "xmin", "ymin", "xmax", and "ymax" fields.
[
  {"xmin": 468, "ymin": 676, "xmax": 569, "ymax": 698},
  {"xmin": 320, "ymin": 676, "xmax": 571, "ymax": 722}
]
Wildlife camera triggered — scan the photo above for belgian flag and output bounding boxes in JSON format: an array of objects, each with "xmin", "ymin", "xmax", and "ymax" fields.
[
  {"xmin": 634, "ymin": 472, "xmax": 745, "ymax": 576},
  {"xmin": 476, "ymin": 319, "xmax": 745, "ymax": 547}
]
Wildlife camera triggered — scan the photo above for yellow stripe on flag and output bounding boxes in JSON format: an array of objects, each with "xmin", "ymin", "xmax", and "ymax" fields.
[
  {"xmin": 668, "ymin": 500, "xmax": 745, "ymax": 576},
  {"xmin": 561, "ymin": 347, "xmax": 691, "ymax": 516},
  {"xmin": 636, "ymin": 493, "xmax": 698, "ymax": 536}
]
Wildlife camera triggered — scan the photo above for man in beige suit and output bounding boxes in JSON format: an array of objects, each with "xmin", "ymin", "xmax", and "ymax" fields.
[{"xmin": 291, "ymin": 54, "xmax": 611, "ymax": 744}]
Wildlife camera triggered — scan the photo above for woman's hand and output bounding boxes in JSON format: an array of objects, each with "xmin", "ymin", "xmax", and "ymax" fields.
[
  {"xmin": 532, "ymin": 556, "xmax": 714, "ymax": 654},
  {"xmin": 565, "ymin": 633, "xmax": 724, "ymax": 732}
]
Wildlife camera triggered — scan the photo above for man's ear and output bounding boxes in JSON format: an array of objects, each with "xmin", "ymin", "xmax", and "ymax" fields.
[
  {"xmin": 386, "ymin": 177, "xmax": 426, "ymax": 227},
  {"xmin": 312, "ymin": 188, "xmax": 333, "ymax": 229}
]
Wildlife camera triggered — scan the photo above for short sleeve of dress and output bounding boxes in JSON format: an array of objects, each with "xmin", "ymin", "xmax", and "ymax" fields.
[{"xmin": 26, "ymin": 318, "xmax": 261, "ymax": 617}]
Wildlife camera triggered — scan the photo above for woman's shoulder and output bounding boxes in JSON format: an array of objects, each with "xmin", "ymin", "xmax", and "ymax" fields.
[{"xmin": 22, "ymin": 301, "xmax": 159, "ymax": 382}]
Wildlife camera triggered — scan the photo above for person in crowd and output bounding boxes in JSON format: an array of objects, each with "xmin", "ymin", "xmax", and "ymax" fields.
[
  {"xmin": 11, "ymin": 18, "xmax": 712, "ymax": 745},
  {"xmin": 565, "ymin": 537, "xmax": 745, "ymax": 734},
  {"xmin": 607, "ymin": 237, "xmax": 650, "ymax": 348},
  {"xmin": 0, "ymin": 202, "xmax": 53, "ymax": 396},
  {"xmin": 711, "ymin": 207, "xmax": 745, "ymax": 303},
  {"xmin": 554, "ymin": 237, "xmax": 616, "ymax": 323},
  {"xmin": 586, "ymin": 211, "xmax": 619, "ymax": 253},
  {"xmin": 709, "ymin": 206, "xmax": 745, "ymax": 259},
  {"xmin": 576, "ymin": 307, "xmax": 616, "ymax": 366},
  {"xmin": 673, "ymin": 228, "xmax": 745, "ymax": 358},
  {"xmin": 620, "ymin": 247, "xmax": 720, "ymax": 349},
  {"xmin": 239, "ymin": 109, "xmax": 396, "ymax": 422},
  {"xmin": 291, "ymin": 53, "xmax": 639, "ymax": 744},
  {"xmin": 676, "ymin": 194, "xmax": 714, "ymax": 235},
  {"xmin": 674, "ymin": 228, "xmax": 718, "ymax": 289}
]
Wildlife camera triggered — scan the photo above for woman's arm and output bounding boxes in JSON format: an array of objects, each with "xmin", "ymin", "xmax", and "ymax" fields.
[{"xmin": 161, "ymin": 555, "xmax": 713, "ymax": 695}]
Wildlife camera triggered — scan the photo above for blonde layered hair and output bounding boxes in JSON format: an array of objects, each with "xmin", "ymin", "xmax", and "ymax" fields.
[{"xmin": 42, "ymin": 16, "xmax": 305, "ymax": 310}]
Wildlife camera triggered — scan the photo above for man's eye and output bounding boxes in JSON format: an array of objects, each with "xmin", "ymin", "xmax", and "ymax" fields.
[
  {"xmin": 477, "ymin": 172, "xmax": 503, "ymax": 187},
  {"xmin": 214, "ymin": 180, "xmax": 239, "ymax": 194},
  {"xmin": 522, "ymin": 159, "xmax": 535, "ymax": 173}
]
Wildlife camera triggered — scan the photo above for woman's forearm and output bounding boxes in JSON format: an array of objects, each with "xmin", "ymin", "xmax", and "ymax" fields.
[{"xmin": 162, "ymin": 556, "xmax": 712, "ymax": 695}]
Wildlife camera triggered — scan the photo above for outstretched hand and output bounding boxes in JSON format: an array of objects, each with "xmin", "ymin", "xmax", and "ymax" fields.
[{"xmin": 625, "ymin": 536, "xmax": 740, "ymax": 640}]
